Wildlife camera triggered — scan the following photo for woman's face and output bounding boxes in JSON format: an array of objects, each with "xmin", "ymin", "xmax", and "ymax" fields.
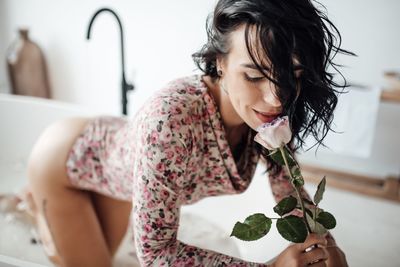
[{"xmin": 218, "ymin": 24, "xmax": 300, "ymax": 130}]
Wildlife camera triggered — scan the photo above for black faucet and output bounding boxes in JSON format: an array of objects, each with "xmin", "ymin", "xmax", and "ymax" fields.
[{"xmin": 86, "ymin": 7, "xmax": 134, "ymax": 115}]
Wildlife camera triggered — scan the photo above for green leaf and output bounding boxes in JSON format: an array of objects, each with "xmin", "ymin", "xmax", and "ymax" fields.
[
  {"xmin": 306, "ymin": 212, "xmax": 315, "ymax": 232},
  {"xmin": 291, "ymin": 166, "xmax": 305, "ymax": 187},
  {"xmin": 231, "ymin": 213, "xmax": 272, "ymax": 241},
  {"xmin": 316, "ymin": 211, "xmax": 336, "ymax": 230},
  {"xmin": 292, "ymin": 166, "xmax": 302, "ymax": 178},
  {"xmin": 276, "ymin": 215, "xmax": 308, "ymax": 243},
  {"xmin": 305, "ymin": 206, "xmax": 323, "ymax": 218},
  {"xmin": 273, "ymin": 196, "xmax": 298, "ymax": 216},
  {"xmin": 303, "ymin": 198, "xmax": 315, "ymax": 207},
  {"xmin": 305, "ymin": 207, "xmax": 313, "ymax": 218},
  {"xmin": 293, "ymin": 177, "xmax": 304, "ymax": 187},
  {"xmin": 306, "ymin": 211, "xmax": 327, "ymax": 235},
  {"xmin": 270, "ymin": 150, "xmax": 284, "ymax": 166},
  {"xmin": 313, "ymin": 176, "xmax": 326, "ymax": 205},
  {"xmin": 270, "ymin": 148, "xmax": 296, "ymax": 167}
]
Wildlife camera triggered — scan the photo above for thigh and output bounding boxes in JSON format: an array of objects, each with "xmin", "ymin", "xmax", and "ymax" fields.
[
  {"xmin": 28, "ymin": 116, "xmax": 132, "ymax": 260},
  {"xmin": 91, "ymin": 193, "xmax": 132, "ymax": 256}
]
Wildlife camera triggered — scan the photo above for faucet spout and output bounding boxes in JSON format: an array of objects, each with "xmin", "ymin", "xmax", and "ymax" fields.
[{"xmin": 86, "ymin": 7, "xmax": 134, "ymax": 115}]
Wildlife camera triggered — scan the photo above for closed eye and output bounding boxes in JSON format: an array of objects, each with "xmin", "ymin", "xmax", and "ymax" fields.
[{"xmin": 244, "ymin": 73, "xmax": 265, "ymax": 83}]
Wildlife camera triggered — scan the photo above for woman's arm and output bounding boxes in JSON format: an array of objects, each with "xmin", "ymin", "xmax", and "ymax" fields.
[{"xmin": 131, "ymin": 114, "xmax": 268, "ymax": 266}]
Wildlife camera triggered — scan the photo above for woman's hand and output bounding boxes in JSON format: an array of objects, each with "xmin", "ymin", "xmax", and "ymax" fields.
[
  {"xmin": 325, "ymin": 246, "xmax": 347, "ymax": 267},
  {"xmin": 270, "ymin": 233, "xmax": 329, "ymax": 267},
  {"xmin": 324, "ymin": 234, "xmax": 348, "ymax": 267}
]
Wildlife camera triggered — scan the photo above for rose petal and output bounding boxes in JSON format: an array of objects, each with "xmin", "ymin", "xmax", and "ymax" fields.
[{"xmin": 254, "ymin": 116, "xmax": 292, "ymax": 150}]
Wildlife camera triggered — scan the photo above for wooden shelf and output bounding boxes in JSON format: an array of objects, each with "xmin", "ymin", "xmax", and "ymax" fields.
[
  {"xmin": 301, "ymin": 164, "xmax": 400, "ymax": 202},
  {"xmin": 381, "ymin": 89, "xmax": 400, "ymax": 103}
]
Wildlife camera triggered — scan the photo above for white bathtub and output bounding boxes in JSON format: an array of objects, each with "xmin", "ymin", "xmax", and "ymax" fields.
[
  {"xmin": 0, "ymin": 94, "xmax": 99, "ymax": 192},
  {"xmin": 0, "ymin": 94, "xmax": 107, "ymax": 266},
  {"xmin": 1, "ymin": 93, "xmax": 399, "ymax": 266},
  {"xmin": 0, "ymin": 94, "xmax": 240, "ymax": 267}
]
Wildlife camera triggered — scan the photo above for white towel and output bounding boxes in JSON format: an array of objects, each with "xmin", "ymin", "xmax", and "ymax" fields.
[{"xmin": 307, "ymin": 86, "xmax": 381, "ymax": 158}]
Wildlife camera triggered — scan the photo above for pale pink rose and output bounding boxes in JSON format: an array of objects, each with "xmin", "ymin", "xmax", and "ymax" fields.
[
  {"xmin": 150, "ymin": 131, "xmax": 159, "ymax": 144},
  {"xmin": 168, "ymin": 172, "xmax": 178, "ymax": 180},
  {"xmin": 156, "ymin": 162, "xmax": 166, "ymax": 172},
  {"xmin": 170, "ymin": 120, "xmax": 181, "ymax": 131},
  {"xmin": 175, "ymin": 156, "xmax": 183, "ymax": 165},
  {"xmin": 144, "ymin": 224, "xmax": 152, "ymax": 233},
  {"xmin": 183, "ymin": 116, "xmax": 193, "ymax": 125},
  {"xmin": 161, "ymin": 132, "xmax": 172, "ymax": 143},
  {"xmin": 254, "ymin": 116, "xmax": 292, "ymax": 150},
  {"xmin": 165, "ymin": 150, "xmax": 174, "ymax": 160}
]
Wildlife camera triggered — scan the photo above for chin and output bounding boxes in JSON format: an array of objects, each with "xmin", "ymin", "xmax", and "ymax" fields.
[{"xmin": 243, "ymin": 117, "xmax": 260, "ymax": 131}]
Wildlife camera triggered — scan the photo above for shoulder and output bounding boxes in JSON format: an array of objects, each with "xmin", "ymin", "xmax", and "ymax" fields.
[
  {"xmin": 131, "ymin": 75, "xmax": 208, "ymax": 150},
  {"xmin": 149, "ymin": 74, "xmax": 208, "ymax": 117},
  {"xmin": 135, "ymin": 75, "xmax": 208, "ymax": 126}
]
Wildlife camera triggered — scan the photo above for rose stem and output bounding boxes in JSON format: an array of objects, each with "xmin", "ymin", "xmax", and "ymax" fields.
[{"xmin": 279, "ymin": 147, "xmax": 312, "ymax": 234}]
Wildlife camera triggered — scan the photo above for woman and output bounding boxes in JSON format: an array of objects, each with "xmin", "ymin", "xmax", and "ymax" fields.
[{"xmin": 27, "ymin": 0, "xmax": 350, "ymax": 266}]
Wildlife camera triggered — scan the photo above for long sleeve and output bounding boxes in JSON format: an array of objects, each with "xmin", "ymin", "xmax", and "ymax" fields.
[{"xmin": 131, "ymin": 113, "xmax": 268, "ymax": 266}]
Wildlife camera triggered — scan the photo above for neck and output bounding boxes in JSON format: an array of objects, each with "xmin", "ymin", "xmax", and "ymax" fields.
[{"xmin": 202, "ymin": 75, "xmax": 248, "ymax": 146}]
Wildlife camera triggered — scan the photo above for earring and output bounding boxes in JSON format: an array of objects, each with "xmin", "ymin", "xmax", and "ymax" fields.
[{"xmin": 217, "ymin": 69, "xmax": 223, "ymax": 77}]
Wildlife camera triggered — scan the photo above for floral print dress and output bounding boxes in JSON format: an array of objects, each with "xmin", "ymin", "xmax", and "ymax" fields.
[{"xmin": 66, "ymin": 75, "xmax": 307, "ymax": 266}]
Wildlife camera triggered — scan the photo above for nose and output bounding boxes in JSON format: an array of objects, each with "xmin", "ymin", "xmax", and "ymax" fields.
[{"xmin": 261, "ymin": 87, "xmax": 281, "ymax": 108}]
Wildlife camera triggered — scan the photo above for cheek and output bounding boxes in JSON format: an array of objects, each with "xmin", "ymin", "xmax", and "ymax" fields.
[
  {"xmin": 226, "ymin": 75, "xmax": 260, "ymax": 111},
  {"xmin": 235, "ymin": 83, "xmax": 259, "ymax": 108},
  {"xmin": 232, "ymin": 87, "xmax": 261, "ymax": 123}
]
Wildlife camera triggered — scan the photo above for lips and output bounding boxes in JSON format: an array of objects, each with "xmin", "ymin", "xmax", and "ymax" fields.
[{"xmin": 253, "ymin": 109, "xmax": 280, "ymax": 123}]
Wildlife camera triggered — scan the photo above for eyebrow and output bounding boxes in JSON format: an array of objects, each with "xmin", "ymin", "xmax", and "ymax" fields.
[{"xmin": 240, "ymin": 63, "xmax": 270, "ymax": 72}]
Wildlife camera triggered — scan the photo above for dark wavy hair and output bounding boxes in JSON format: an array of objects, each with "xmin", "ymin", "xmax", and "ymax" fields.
[{"xmin": 192, "ymin": 0, "xmax": 355, "ymax": 174}]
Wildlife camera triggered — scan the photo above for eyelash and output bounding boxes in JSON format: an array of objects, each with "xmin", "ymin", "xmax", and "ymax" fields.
[
  {"xmin": 244, "ymin": 73, "xmax": 265, "ymax": 83},
  {"xmin": 244, "ymin": 72, "xmax": 302, "ymax": 83}
]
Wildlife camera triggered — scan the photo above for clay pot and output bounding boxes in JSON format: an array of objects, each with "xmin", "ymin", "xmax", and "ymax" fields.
[{"xmin": 7, "ymin": 29, "xmax": 51, "ymax": 98}]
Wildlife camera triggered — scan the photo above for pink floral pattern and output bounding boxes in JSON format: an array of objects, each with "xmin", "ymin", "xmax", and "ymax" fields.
[{"xmin": 66, "ymin": 75, "xmax": 308, "ymax": 266}]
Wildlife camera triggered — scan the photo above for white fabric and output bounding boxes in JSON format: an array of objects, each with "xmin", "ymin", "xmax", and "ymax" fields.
[{"xmin": 311, "ymin": 86, "xmax": 381, "ymax": 158}]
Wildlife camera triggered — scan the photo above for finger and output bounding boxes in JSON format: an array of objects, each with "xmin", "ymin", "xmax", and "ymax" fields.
[
  {"xmin": 300, "ymin": 233, "xmax": 327, "ymax": 251},
  {"xmin": 301, "ymin": 247, "xmax": 328, "ymax": 266},
  {"xmin": 308, "ymin": 260, "xmax": 327, "ymax": 267},
  {"xmin": 324, "ymin": 232, "xmax": 337, "ymax": 246}
]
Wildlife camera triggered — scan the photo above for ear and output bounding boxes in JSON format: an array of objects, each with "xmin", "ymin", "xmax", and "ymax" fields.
[{"xmin": 216, "ymin": 55, "xmax": 227, "ymax": 72}]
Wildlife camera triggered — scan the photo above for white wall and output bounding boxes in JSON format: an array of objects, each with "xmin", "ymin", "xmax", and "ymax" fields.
[
  {"xmin": 0, "ymin": 0, "xmax": 399, "ymax": 176},
  {"xmin": 322, "ymin": 0, "xmax": 400, "ymax": 86},
  {"xmin": 298, "ymin": 0, "xmax": 400, "ymax": 177},
  {"xmin": 0, "ymin": 0, "xmax": 217, "ymax": 115},
  {"xmin": 0, "ymin": 0, "xmax": 9, "ymax": 91}
]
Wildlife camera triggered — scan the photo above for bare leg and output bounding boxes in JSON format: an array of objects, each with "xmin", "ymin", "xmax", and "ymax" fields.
[
  {"xmin": 91, "ymin": 193, "xmax": 132, "ymax": 257},
  {"xmin": 27, "ymin": 118, "xmax": 131, "ymax": 267}
]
